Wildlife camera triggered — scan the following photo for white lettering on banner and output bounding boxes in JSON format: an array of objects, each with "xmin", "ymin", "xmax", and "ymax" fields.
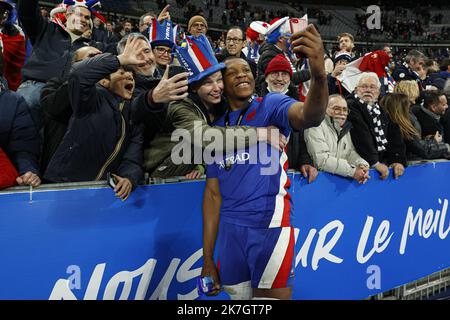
[
  {"xmin": 165, "ymin": 24, "xmax": 171, "ymax": 39},
  {"xmin": 176, "ymin": 249, "xmax": 203, "ymax": 300},
  {"xmin": 294, "ymin": 221, "xmax": 344, "ymax": 271},
  {"xmin": 357, "ymin": 216, "xmax": 394, "ymax": 264},
  {"xmin": 48, "ymin": 199, "xmax": 450, "ymax": 300},
  {"xmin": 49, "ymin": 279, "xmax": 77, "ymax": 300},
  {"xmin": 295, "ymin": 228, "xmax": 317, "ymax": 268},
  {"xmin": 312, "ymin": 220, "xmax": 344, "ymax": 270},
  {"xmin": 49, "ymin": 251, "xmax": 202, "ymax": 300},
  {"xmin": 149, "ymin": 259, "xmax": 180, "ymax": 300},
  {"xmin": 399, "ymin": 199, "xmax": 450, "ymax": 254},
  {"xmin": 103, "ymin": 258, "xmax": 157, "ymax": 300},
  {"xmin": 84, "ymin": 263, "xmax": 106, "ymax": 299}
]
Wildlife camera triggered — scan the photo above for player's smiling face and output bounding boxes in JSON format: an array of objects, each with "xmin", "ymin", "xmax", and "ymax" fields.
[{"xmin": 223, "ymin": 58, "xmax": 255, "ymax": 100}]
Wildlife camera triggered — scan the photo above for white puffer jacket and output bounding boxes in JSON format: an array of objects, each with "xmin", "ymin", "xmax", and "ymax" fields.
[{"xmin": 304, "ymin": 115, "xmax": 369, "ymax": 178}]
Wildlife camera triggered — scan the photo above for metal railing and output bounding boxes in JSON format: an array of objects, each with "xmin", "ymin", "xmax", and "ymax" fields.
[{"xmin": 372, "ymin": 268, "xmax": 450, "ymax": 300}]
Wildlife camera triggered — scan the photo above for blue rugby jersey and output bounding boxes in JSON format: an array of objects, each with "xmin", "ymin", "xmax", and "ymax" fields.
[{"xmin": 206, "ymin": 93, "xmax": 297, "ymax": 228}]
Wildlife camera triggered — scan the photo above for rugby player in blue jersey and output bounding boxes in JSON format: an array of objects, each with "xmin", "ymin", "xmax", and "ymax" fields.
[{"xmin": 201, "ymin": 24, "xmax": 329, "ymax": 300}]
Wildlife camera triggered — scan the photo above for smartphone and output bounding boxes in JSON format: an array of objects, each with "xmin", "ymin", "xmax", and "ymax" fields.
[
  {"xmin": 168, "ymin": 65, "xmax": 187, "ymax": 78},
  {"xmin": 290, "ymin": 15, "xmax": 308, "ymax": 34},
  {"xmin": 290, "ymin": 15, "xmax": 308, "ymax": 59},
  {"xmin": 106, "ymin": 172, "xmax": 117, "ymax": 189}
]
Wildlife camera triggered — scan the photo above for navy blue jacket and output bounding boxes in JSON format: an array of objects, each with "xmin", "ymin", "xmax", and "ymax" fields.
[
  {"xmin": 44, "ymin": 54, "xmax": 144, "ymax": 186},
  {"xmin": 392, "ymin": 62, "xmax": 425, "ymax": 90},
  {"xmin": 0, "ymin": 77, "xmax": 41, "ymax": 175},
  {"xmin": 17, "ymin": 0, "xmax": 106, "ymax": 83}
]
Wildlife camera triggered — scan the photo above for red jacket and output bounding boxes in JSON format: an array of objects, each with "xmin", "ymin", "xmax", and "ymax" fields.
[
  {"xmin": 0, "ymin": 32, "xmax": 26, "ymax": 91},
  {"xmin": 0, "ymin": 147, "xmax": 19, "ymax": 189}
]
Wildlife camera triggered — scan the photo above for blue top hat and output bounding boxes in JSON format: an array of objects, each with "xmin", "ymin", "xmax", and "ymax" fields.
[
  {"xmin": 173, "ymin": 34, "xmax": 225, "ymax": 84},
  {"xmin": 149, "ymin": 18, "xmax": 177, "ymax": 48},
  {"xmin": 266, "ymin": 17, "xmax": 291, "ymax": 44},
  {"xmin": 63, "ymin": 0, "xmax": 101, "ymax": 10}
]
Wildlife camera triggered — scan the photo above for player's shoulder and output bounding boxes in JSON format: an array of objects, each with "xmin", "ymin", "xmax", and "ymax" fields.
[{"xmin": 257, "ymin": 92, "xmax": 293, "ymax": 107}]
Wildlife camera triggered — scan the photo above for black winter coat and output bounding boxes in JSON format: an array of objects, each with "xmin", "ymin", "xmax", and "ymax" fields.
[
  {"xmin": 44, "ymin": 54, "xmax": 144, "ymax": 186},
  {"xmin": 40, "ymin": 77, "xmax": 71, "ymax": 173},
  {"xmin": 347, "ymin": 96, "xmax": 407, "ymax": 166},
  {"xmin": 442, "ymin": 109, "xmax": 450, "ymax": 144},
  {"xmin": 392, "ymin": 112, "xmax": 449, "ymax": 161},
  {"xmin": 0, "ymin": 77, "xmax": 40, "ymax": 175},
  {"xmin": 131, "ymin": 71, "xmax": 168, "ymax": 149},
  {"xmin": 413, "ymin": 107, "xmax": 444, "ymax": 139},
  {"xmin": 392, "ymin": 62, "xmax": 425, "ymax": 91},
  {"xmin": 17, "ymin": 0, "xmax": 105, "ymax": 83}
]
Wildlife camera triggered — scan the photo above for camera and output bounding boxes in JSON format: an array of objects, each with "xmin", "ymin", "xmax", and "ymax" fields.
[{"xmin": 168, "ymin": 65, "xmax": 187, "ymax": 78}]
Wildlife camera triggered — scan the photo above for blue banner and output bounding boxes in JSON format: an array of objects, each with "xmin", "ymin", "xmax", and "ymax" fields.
[{"xmin": 0, "ymin": 162, "xmax": 449, "ymax": 300}]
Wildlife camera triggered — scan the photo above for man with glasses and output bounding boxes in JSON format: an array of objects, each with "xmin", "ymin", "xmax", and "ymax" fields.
[
  {"xmin": 149, "ymin": 17, "xmax": 176, "ymax": 74},
  {"xmin": 217, "ymin": 26, "xmax": 256, "ymax": 78},
  {"xmin": 117, "ymin": 33, "xmax": 189, "ymax": 153},
  {"xmin": 346, "ymin": 72, "xmax": 406, "ymax": 180},
  {"xmin": 152, "ymin": 46, "xmax": 172, "ymax": 73},
  {"xmin": 188, "ymin": 15, "xmax": 208, "ymax": 38},
  {"xmin": 304, "ymin": 94, "xmax": 370, "ymax": 183}
]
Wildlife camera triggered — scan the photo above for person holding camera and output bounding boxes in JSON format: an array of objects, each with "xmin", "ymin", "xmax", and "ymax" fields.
[
  {"xmin": 201, "ymin": 24, "xmax": 328, "ymax": 300},
  {"xmin": 144, "ymin": 34, "xmax": 286, "ymax": 179},
  {"xmin": 117, "ymin": 32, "xmax": 190, "ymax": 150}
]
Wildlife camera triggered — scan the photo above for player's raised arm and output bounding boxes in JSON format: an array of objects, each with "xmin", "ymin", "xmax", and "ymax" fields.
[{"xmin": 287, "ymin": 24, "xmax": 329, "ymax": 130}]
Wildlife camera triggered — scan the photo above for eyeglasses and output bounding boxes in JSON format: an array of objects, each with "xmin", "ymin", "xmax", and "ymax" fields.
[
  {"xmin": 330, "ymin": 106, "xmax": 349, "ymax": 114},
  {"xmin": 154, "ymin": 47, "xmax": 172, "ymax": 55},
  {"xmin": 226, "ymin": 38, "xmax": 243, "ymax": 43},
  {"xmin": 359, "ymin": 84, "xmax": 378, "ymax": 90}
]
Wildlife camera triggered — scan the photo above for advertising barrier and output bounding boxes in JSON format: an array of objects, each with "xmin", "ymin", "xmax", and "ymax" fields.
[{"xmin": 0, "ymin": 162, "xmax": 449, "ymax": 300}]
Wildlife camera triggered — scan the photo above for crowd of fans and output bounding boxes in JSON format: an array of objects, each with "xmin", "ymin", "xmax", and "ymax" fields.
[
  {"xmin": 1, "ymin": 0, "xmax": 450, "ymax": 198},
  {"xmin": 356, "ymin": 5, "xmax": 450, "ymax": 41}
]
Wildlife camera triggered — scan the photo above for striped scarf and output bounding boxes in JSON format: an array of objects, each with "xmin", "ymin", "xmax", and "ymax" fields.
[{"xmin": 356, "ymin": 95, "xmax": 388, "ymax": 152}]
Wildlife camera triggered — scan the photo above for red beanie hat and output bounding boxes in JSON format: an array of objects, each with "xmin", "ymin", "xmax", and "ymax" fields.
[
  {"xmin": 264, "ymin": 54, "xmax": 292, "ymax": 77},
  {"xmin": 246, "ymin": 27, "xmax": 259, "ymax": 41}
]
